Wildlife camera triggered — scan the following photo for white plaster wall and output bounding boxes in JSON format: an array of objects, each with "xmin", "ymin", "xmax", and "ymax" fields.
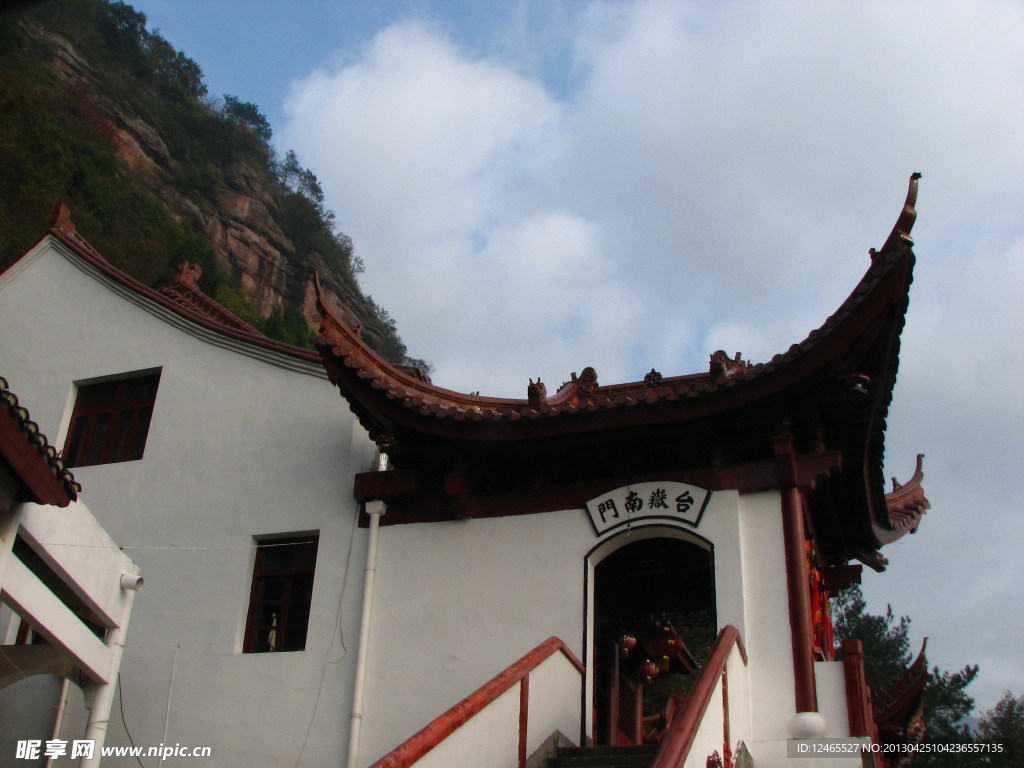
[
  {"xmin": 360, "ymin": 490, "xmax": 746, "ymax": 764},
  {"xmin": 727, "ymin": 637, "xmax": 753, "ymax": 751},
  {"xmin": 0, "ymin": 239, "xmax": 378, "ymax": 766},
  {"xmin": 359, "ymin": 510, "xmax": 589, "ymax": 765},
  {"xmin": 525, "ymin": 651, "xmax": 584, "ymax": 756},
  {"xmin": 737, "ymin": 490, "xmax": 796, "ymax": 749},
  {"xmin": 815, "ymin": 661, "xmax": 851, "ymax": 737},
  {"xmin": 413, "ymin": 684, "xmax": 521, "ymax": 768},
  {"xmin": 685, "ymin": 674, "xmax": 725, "ymax": 767}
]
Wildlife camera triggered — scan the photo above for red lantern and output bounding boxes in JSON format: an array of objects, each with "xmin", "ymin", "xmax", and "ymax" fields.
[
  {"xmin": 618, "ymin": 633, "xmax": 637, "ymax": 658},
  {"xmin": 637, "ymin": 659, "xmax": 659, "ymax": 683}
]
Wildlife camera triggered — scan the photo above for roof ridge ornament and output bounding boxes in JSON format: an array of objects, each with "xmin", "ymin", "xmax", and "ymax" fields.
[
  {"xmin": 170, "ymin": 260, "xmax": 202, "ymax": 289},
  {"xmin": 527, "ymin": 378, "xmax": 547, "ymax": 407},
  {"xmin": 50, "ymin": 202, "xmax": 75, "ymax": 236},
  {"xmin": 709, "ymin": 350, "xmax": 749, "ymax": 380},
  {"xmin": 160, "ymin": 260, "xmax": 261, "ymax": 335}
]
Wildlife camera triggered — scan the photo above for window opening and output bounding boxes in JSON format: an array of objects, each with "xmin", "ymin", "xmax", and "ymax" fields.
[
  {"xmin": 63, "ymin": 371, "xmax": 161, "ymax": 467},
  {"xmin": 244, "ymin": 535, "xmax": 319, "ymax": 653}
]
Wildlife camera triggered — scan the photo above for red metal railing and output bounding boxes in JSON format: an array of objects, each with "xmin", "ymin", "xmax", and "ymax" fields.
[
  {"xmin": 367, "ymin": 636, "xmax": 585, "ymax": 768},
  {"xmin": 649, "ymin": 625, "xmax": 747, "ymax": 768}
]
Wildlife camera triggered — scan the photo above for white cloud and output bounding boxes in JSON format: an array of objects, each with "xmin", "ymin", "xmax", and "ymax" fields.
[{"xmin": 281, "ymin": 2, "xmax": 1024, "ymax": 707}]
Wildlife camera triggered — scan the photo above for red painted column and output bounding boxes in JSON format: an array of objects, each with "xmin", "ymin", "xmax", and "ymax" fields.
[
  {"xmin": 841, "ymin": 639, "xmax": 874, "ymax": 738},
  {"xmin": 518, "ymin": 675, "xmax": 529, "ymax": 768},
  {"xmin": 782, "ymin": 486, "xmax": 818, "ymax": 713},
  {"xmin": 722, "ymin": 669, "xmax": 732, "ymax": 768}
]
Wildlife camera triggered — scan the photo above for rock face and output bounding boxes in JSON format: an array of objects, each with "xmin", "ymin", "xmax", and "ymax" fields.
[{"xmin": 26, "ymin": 18, "xmax": 388, "ymax": 351}]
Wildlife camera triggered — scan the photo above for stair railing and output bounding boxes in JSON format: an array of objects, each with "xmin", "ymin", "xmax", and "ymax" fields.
[
  {"xmin": 649, "ymin": 625, "xmax": 748, "ymax": 768},
  {"xmin": 367, "ymin": 636, "xmax": 585, "ymax": 768}
]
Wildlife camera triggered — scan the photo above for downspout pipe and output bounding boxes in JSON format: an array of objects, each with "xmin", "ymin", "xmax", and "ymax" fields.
[
  {"xmin": 45, "ymin": 678, "xmax": 71, "ymax": 768},
  {"xmin": 347, "ymin": 489, "xmax": 387, "ymax": 768},
  {"xmin": 80, "ymin": 568, "xmax": 143, "ymax": 768}
]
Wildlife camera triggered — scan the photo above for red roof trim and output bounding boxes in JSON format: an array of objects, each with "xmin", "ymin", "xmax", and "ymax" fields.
[
  {"xmin": 159, "ymin": 261, "xmax": 262, "ymax": 334},
  {"xmin": 39, "ymin": 203, "xmax": 320, "ymax": 365}
]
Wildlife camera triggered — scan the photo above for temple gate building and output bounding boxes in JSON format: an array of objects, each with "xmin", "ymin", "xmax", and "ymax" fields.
[{"xmin": 0, "ymin": 175, "xmax": 930, "ymax": 767}]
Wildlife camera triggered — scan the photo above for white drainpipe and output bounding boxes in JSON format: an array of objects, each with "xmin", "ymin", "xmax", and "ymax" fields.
[
  {"xmin": 80, "ymin": 569, "xmax": 143, "ymax": 768},
  {"xmin": 45, "ymin": 678, "xmax": 71, "ymax": 768},
  {"xmin": 347, "ymin": 453, "xmax": 388, "ymax": 768}
]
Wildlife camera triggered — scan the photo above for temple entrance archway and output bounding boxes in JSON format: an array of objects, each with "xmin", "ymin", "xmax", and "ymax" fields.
[{"xmin": 586, "ymin": 529, "xmax": 716, "ymax": 746}]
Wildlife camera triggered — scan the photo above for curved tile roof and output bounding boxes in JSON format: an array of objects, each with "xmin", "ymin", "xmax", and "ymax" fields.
[
  {"xmin": 315, "ymin": 175, "xmax": 921, "ymax": 440},
  {"xmin": 0, "ymin": 375, "xmax": 81, "ymax": 507}
]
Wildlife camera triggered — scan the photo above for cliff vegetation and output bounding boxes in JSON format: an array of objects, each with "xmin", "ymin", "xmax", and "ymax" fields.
[{"xmin": 0, "ymin": 0, "xmax": 417, "ymax": 363}]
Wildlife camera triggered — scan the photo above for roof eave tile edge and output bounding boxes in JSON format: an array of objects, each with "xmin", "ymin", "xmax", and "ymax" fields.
[{"xmin": 0, "ymin": 376, "xmax": 80, "ymax": 506}]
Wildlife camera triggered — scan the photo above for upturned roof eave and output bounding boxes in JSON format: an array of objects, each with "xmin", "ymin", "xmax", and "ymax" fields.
[{"xmin": 316, "ymin": 176, "xmax": 922, "ymax": 456}]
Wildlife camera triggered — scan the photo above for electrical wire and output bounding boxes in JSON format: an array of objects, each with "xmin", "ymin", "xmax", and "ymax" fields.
[
  {"xmin": 292, "ymin": 514, "xmax": 358, "ymax": 767},
  {"xmin": 117, "ymin": 673, "xmax": 146, "ymax": 768}
]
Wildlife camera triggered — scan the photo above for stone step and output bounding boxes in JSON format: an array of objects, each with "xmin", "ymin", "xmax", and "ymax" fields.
[{"xmin": 547, "ymin": 744, "xmax": 660, "ymax": 768}]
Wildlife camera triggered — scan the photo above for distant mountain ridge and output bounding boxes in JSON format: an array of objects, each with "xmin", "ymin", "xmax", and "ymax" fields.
[{"xmin": 0, "ymin": 0, "xmax": 415, "ymax": 363}]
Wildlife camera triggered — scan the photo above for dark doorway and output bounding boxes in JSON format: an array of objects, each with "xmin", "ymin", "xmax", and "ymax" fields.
[{"xmin": 593, "ymin": 536, "xmax": 715, "ymax": 746}]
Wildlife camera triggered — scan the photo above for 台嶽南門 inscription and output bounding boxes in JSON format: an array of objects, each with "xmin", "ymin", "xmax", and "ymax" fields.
[{"xmin": 585, "ymin": 481, "xmax": 711, "ymax": 535}]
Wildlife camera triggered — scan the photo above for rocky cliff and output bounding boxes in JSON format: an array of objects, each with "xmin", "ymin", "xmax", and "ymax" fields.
[{"xmin": 3, "ymin": 4, "xmax": 399, "ymax": 356}]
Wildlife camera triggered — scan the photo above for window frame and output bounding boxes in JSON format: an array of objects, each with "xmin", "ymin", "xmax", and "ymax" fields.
[
  {"xmin": 243, "ymin": 534, "xmax": 319, "ymax": 654},
  {"xmin": 62, "ymin": 370, "xmax": 161, "ymax": 468}
]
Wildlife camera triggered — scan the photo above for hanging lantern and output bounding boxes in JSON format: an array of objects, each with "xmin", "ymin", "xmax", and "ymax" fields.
[
  {"xmin": 637, "ymin": 659, "xmax": 659, "ymax": 683},
  {"xmin": 618, "ymin": 633, "xmax": 637, "ymax": 658}
]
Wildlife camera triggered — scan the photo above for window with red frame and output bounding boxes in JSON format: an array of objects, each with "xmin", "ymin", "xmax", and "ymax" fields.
[
  {"xmin": 62, "ymin": 371, "xmax": 161, "ymax": 468},
  {"xmin": 244, "ymin": 535, "xmax": 319, "ymax": 653}
]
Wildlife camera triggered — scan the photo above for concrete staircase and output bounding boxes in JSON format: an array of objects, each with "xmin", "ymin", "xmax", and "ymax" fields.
[{"xmin": 546, "ymin": 744, "xmax": 660, "ymax": 768}]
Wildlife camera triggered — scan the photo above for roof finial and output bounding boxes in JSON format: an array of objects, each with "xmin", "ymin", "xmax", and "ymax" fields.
[
  {"xmin": 171, "ymin": 261, "xmax": 203, "ymax": 289},
  {"xmin": 878, "ymin": 173, "xmax": 922, "ymax": 255},
  {"xmin": 50, "ymin": 202, "xmax": 75, "ymax": 236}
]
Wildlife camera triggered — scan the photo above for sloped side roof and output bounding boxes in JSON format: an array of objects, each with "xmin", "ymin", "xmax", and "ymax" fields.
[
  {"xmin": 0, "ymin": 376, "xmax": 80, "ymax": 507},
  {"xmin": 27, "ymin": 203, "xmax": 321, "ymax": 366}
]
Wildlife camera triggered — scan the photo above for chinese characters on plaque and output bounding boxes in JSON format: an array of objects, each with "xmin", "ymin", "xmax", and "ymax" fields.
[{"xmin": 585, "ymin": 481, "xmax": 711, "ymax": 535}]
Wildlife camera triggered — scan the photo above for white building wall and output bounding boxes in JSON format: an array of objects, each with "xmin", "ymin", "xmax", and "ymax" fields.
[
  {"xmin": 1, "ymin": 239, "xmax": 378, "ymax": 766},
  {"xmin": 358, "ymin": 490, "xmax": 746, "ymax": 765},
  {"xmin": 359, "ymin": 510, "xmax": 588, "ymax": 766},
  {"xmin": 738, "ymin": 490, "xmax": 797, "ymax": 753}
]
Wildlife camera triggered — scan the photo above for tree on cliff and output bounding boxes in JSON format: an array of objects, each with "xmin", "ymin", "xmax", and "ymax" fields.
[
  {"xmin": 832, "ymin": 585, "xmax": 981, "ymax": 766},
  {"xmin": 223, "ymin": 95, "xmax": 272, "ymax": 144}
]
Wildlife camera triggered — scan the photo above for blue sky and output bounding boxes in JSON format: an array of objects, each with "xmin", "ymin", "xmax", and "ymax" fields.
[{"xmin": 126, "ymin": 0, "xmax": 1023, "ymax": 712}]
